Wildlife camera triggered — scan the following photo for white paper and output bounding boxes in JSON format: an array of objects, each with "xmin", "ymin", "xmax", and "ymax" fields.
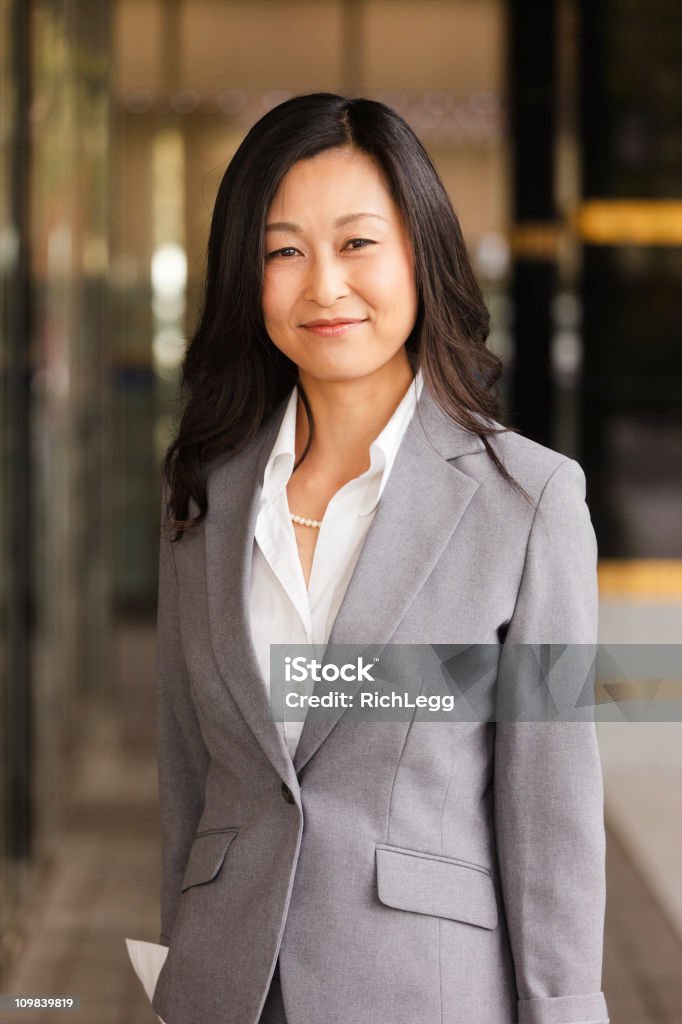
[{"xmin": 125, "ymin": 937, "xmax": 169, "ymax": 1024}]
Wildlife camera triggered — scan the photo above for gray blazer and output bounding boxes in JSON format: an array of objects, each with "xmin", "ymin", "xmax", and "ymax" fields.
[{"xmin": 151, "ymin": 384, "xmax": 609, "ymax": 1024}]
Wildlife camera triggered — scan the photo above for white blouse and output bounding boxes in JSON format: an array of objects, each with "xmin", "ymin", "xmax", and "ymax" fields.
[{"xmin": 249, "ymin": 367, "xmax": 424, "ymax": 759}]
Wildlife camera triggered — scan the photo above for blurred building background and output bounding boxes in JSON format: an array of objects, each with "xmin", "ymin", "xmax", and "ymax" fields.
[{"xmin": 0, "ymin": 0, "xmax": 680, "ymax": 1021}]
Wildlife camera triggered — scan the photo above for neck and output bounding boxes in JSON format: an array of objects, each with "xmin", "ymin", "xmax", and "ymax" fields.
[{"xmin": 294, "ymin": 350, "xmax": 416, "ymax": 480}]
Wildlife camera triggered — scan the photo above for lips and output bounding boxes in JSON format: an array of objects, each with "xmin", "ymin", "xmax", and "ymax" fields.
[
  {"xmin": 302, "ymin": 317, "xmax": 365, "ymax": 327},
  {"xmin": 301, "ymin": 317, "xmax": 367, "ymax": 337}
]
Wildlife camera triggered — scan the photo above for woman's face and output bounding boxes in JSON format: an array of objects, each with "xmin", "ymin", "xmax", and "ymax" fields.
[{"xmin": 261, "ymin": 146, "xmax": 418, "ymax": 384}]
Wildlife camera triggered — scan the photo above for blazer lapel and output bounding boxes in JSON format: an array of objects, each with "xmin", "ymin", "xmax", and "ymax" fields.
[
  {"xmin": 202, "ymin": 396, "xmax": 298, "ymax": 787},
  {"xmin": 292, "ymin": 388, "xmax": 487, "ymax": 773}
]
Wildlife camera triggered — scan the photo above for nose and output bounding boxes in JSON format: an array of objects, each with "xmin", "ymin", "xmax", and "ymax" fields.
[{"xmin": 303, "ymin": 252, "xmax": 349, "ymax": 307}]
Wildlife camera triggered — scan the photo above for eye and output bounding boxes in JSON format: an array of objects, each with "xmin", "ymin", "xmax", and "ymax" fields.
[
  {"xmin": 344, "ymin": 238, "xmax": 376, "ymax": 251},
  {"xmin": 266, "ymin": 246, "xmax": 300, "ymax": 260}
]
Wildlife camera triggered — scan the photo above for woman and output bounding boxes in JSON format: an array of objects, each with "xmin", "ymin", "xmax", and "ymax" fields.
[{"xmin": 126, "ymin": 93, "xmax": 609, "ymax": 1024}]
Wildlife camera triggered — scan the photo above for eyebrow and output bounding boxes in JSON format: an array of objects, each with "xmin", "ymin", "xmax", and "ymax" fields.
[{"xmin": 264, "ymin": 212, "xmax": 389, "ymax": 233}]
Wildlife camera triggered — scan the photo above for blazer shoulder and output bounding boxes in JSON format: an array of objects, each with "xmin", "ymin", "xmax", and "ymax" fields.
[
  {"xmin": 489, "ymin": 427, "xmax": 574, "ymax": 471},
  {"xmin": 474, "ymin": 423, "xmax": 586, "ymax": 503}
]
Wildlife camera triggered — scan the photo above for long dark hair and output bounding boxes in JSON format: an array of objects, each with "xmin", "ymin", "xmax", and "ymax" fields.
[{"xmin": 163, "ymin": 92, "xmax": 531, "ymax": 541}]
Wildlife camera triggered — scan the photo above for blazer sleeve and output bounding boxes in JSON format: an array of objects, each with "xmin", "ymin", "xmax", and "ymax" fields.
[
  {"xmin": 493, "ymin": 458, "xmax": 609, "ymax": 1024},
  {"xmin": 155, "ymin": 479, "xmax": 211, "ymax": 947}
]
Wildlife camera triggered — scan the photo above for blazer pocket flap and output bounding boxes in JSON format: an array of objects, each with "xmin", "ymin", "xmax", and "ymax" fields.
[
  {"xmin": 181, "ymin": 829, "xmax": 239, "ymax": 891},
  {"xmin": 375, "ymin": 844, "xmax": 499, "ymax": 930}
]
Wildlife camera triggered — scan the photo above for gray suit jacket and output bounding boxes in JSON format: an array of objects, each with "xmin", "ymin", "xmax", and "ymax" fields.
[{"xmin": 151, "ymin": 384, "xmax": 609, "ymax": 1024}]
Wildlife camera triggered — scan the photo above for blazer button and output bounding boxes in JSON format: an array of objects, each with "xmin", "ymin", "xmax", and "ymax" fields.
[{"xmin": 281, "ymin": 781, "xmax": 295, "ymax": 804}]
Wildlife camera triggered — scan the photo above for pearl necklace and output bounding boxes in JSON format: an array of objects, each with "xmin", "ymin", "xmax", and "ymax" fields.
[{"xmin": 290, "ymin": 512, "xmax": 322, "ymax": 529}]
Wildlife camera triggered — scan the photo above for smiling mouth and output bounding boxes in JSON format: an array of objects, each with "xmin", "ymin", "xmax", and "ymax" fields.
[{"xmin": 301, "ymin": 319, "xmax": 367, "ymax": 337}]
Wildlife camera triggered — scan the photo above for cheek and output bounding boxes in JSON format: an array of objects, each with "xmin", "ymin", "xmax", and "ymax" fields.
[
  {"xmin": 261, "ymin": 274, "xmax": 289, "ymax": 330},
  {"xmin": 369, "ymin": 255, "xmax": 417, "ymax": 324}
]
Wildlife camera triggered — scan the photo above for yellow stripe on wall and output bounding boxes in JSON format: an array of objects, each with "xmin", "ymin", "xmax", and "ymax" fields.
[
  {"xmin": 508, "ymin": 221, "xmax": 563, "ymax": 258},
  {"xmin": 598, "ymin": 560, "xmax": 682, "ymax": 600},
  {"xmin": 573, "ymin": 201, "xmax": 682, "ymax": 245}
]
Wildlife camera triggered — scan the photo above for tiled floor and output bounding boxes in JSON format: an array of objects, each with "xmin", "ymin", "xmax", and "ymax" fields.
[
  {"xmin": 1, "ymin": 621, "xmax": 681, "ymax": 1023},
  {"xmin": 0, "ymin": 731, "xmax": 161, "ymax": 1023},
  {"xmin": 604, "ymin": 824, "xmax": 682, "ymax": 1024},
  {"xmin": 0, "ymin": 622, "xmax": 161, "ymax": 1024}
]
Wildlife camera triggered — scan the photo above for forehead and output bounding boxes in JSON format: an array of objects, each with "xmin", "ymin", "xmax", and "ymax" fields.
[{"xmin": 267, "ymin": 147, "xmax": 399, "ymax": 221}]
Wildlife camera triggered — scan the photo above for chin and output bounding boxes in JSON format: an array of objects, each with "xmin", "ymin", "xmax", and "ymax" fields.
[
  {"xmin": 297, "ymin": 350, "xmax": 404, "ymax": 383},
  {"xmin": 299, "ymin": 362, "xmax": 383, "ymax": 383}
]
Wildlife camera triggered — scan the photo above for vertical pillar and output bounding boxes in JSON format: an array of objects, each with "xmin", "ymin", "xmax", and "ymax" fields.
[
  {"xmin": 576, "ymin": 0, "xmax": 682, "ymax": 557},
  {"xmin": 507, "ymin": 0, "xmax": 559, "ymax": 443},
  {"xmin": 6, "ymin": 0, "xmax": 33, "ymax": 864}
]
